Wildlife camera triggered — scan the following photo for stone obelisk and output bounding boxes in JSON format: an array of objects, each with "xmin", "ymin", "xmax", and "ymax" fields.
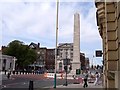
[{"xmin": 72, "ymin": 13, "xmax": 81, "ymax": 75}]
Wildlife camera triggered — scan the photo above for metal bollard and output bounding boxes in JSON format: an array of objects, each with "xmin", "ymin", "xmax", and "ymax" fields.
[
  {"xmin": 29, "ymin": 80, "xmax": 33, "ymax": 90},
  {"xmin": 13, "ymin": 71, "xmax": 15, "ymax": 75},
  {"xmin": 20, "ymin": 71, "xmax": 21, "ymax": 74}
]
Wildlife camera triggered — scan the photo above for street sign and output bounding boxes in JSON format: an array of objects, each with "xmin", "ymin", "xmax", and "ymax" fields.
[{"xmin": 95, "ymin": 50, "xmax": 102, "ymax": 57}]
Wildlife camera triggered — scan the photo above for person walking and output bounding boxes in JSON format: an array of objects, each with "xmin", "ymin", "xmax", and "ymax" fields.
[
  {"xmin": 83, "ymin": 71, "xmax": 89, "ymax": 88},
  {"xmin": 7, "ymin": 68, "xmax": 11, "ymax": 79},
  {"xmin": 94, "ymin": 72, "xmax": 100, "ymax": 85}
]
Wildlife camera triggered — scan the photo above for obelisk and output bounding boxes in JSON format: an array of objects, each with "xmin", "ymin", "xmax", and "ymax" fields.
[{"xmin": 72, "ymin": 13, "xmax": 81, "ymax": 75}]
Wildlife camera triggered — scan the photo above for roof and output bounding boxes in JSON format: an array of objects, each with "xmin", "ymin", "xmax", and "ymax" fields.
[
  {"xmin": 0, "ymin": 54, "xmax": 17, "ymax": 60},
  {"xmin": 29, "ymin": 42, "xmax": 39, "ymax": 49},
  {"xmin": 58, "ymin": 43, "xmax": 73, "ymax": 48}
]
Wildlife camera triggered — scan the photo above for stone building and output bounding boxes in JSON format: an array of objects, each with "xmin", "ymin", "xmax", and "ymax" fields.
[
  {"xmin": 0, "ymin": 51, "xmax": 17, "ymax": 71},
  {"xmin": 57, "ymin": 43, "xmax": 73, "ymax": 72},
  {"xmin": 57, "ymin": 43, "xmax": 86, "ymax": 73},
  {"xmin": 95, "ymin": 1, "xmax": 120, "ymax": 88}
]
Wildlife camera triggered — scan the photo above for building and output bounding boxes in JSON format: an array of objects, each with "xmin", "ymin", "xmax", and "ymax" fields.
[
  {"xmin": 46, "ymin": 49, "xmax": 55, "ymax": 70},
  {"xmin": 36, "ymin": 48, "xmax": 46, "ymax": 69},
  {"xmin": 29, "ymin": 42, "xmax": 45, "ymax": 69},
  {"xmin": 0, "ymin": 51, "xmax": 17, "ymax": 71},
  {"xmin": 57, "ymin": 43, "xmax": 86, "ymax": 73},
  {"xmin": 29, "ymin": 42, "xmax": 55, "ymax": 70},
  {"xmin": 85, "ymin": 57, "xmax": 90, "ymax": 70},
  {"xmin": 57, "ymin": 43, "xmax": 73, "ymax": 72},
  {"xmin": 80, "ymin": 53, "xmax": 85, "ymax": 70},
  {"xmin": 95, "ymin": 1, "xmax": 120, "ymax": 88}
]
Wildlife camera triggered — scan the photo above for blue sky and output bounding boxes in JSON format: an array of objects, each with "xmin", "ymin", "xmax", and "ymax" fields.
[{"xmin": 0, "ymin": 0, "xmax": 103, "ymax": 66}]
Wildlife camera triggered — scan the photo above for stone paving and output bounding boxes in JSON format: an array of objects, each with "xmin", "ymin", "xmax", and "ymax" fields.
[
  {"xmin": 56, "ymin": 83, "xmax": 103, "ymax": 88},
  {"xmin": 43, "ymin": 81, "xmax": 103, "ymax": 89}
]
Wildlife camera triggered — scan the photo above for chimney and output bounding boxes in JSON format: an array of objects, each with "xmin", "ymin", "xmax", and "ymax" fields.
[{"xmin": 38, "ymin": 43, "xmax": 40, "ymax": 48}]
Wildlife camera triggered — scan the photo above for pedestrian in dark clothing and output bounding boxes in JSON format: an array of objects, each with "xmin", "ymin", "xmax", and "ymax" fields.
[
  {"xmin": 7, "ymin": 72, "xmax": 10, "ymax": 79},
  {"xmin": 7, "ymin": 69, "xmax": 11, "ymax": 79},
  {"xmin": 83, "ymin": 71, "xmax": 89, "ymax": 88}
]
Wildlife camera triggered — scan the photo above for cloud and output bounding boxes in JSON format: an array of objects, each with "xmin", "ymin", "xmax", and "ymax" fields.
[
  {"xmin": 0, "ymin": 0, "xmax": 97, "ymax": 3},
  {"xmin": 1, "ymin": 2, "xmax": 56, "ymax": 45},
  {"xmin": 1, "ymin": 2, "xmax": 102, "ymax": 65},
  {"xmin": 1, "ymin": 2, "xmax": 100, "ymax": 45}
]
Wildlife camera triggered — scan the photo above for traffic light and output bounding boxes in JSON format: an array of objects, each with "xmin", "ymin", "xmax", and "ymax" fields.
[
  {"xmin": 64, "ymin": 66, "xmax": 67, "ymax": 72},
  {"xmin": 69, "ymin": 65, "xmax": 72, "ymax": 70},
  {"xmin": 76, "ymin": 69, "xmax": 80, "ymax": 75}
]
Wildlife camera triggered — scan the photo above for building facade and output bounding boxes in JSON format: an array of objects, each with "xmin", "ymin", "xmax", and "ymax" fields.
[
  {"xmin": 57, "ymin": 43, "xmax": 73, "ymax": 72},
  {"xmin": 80, "ymin": 53, "xmax": 86, "ymax": 70},
  {"xmin": 29, "ymin": 42, "xmax": 55, "ymax": 70},
  {"xmin": 57, "ymin": 43, "xmax": 86, "ymax": 73},
  {"xmin": 95, "ymin": 1, "xmax": 120, "ymax": 88},
  {"xmin": 0, "ymin": 52, "xmax": 17, "ymax": 71},
  {"xmin": 85, "ymin": 57, "xmax": 90, "ymax": 70},
  {"xmin": 29, "ymin": 42, "xmax": 46, "ymax": 69},
  {"xmin": 46, "ymin": 49, "xmax": 55, "ymax": 70}
]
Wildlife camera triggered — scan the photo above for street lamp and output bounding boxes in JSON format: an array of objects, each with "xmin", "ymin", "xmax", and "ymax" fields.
[
  {"xmin": 63, "ymin": 49, "xmax": 69, "ymax": 86},
  {"xmin": 91, "ymin": 55, "xmax": 94, "ymax": 69},
  {"xmin": 63, "ymin": 59, "xmax": 68, "ymax": 86},
  {"xmin": 54, "ymin": 0, "xmax": 59, "ymax": 88}
]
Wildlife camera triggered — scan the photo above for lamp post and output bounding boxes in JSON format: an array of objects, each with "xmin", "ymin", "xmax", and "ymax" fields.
[
  {"xmin": 91, "ymin": 55, "xmax": 94, "ymax": 69},
  {"xmin": 64, "ymin": 49, "xmax": 68, "ymax": 86},
  {"xmin": 54, "ymin": 0, "xmax": 59, "ymax": 88},
  {"xmin": 64, "ymin": 59, "xmax": 68, "ymax": 86}
]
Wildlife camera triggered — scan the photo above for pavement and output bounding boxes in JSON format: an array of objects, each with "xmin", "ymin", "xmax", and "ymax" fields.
[
  {"xmin": 44, "ymin": 81, "xmax": 103, "ymax": 88},
  {"xmin": 1, "ymin": 71, "xmax": 103, "ymax": 89},
  {"xmin": 56, "ymin": 83, "xmax": 102, "ymax": 88}
]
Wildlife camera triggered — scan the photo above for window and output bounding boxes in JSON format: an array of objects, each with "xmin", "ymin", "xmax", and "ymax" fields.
[
  {"xmin": 59, "ymin": 62, "xmax": 62, "ymax": 70},
  {"xmin": 59, "ymin": 62, "xmax": 62, "ymax": 67},
  {"xmin": 10, "ymin": 63, "xmax": 12, "ymax": 68},
  {"xmin": 60, "ymin": 53, "xmax": 62, "ymax": 57}
]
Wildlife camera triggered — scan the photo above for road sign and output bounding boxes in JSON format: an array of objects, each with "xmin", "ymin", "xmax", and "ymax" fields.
[{"xmin": 95, "ymin": 50, "xmax": 102, "ymax": 57}]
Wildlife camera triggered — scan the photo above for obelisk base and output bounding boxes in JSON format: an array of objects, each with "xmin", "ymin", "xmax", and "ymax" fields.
[{"xmin": 70, "ymin": 62, "xmax": 81, "ymax": 75}]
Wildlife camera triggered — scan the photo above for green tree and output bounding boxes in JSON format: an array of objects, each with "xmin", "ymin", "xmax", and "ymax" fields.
[{"xmin": 2, "ymin": 40, "xmax": 37, "ymax": 69}]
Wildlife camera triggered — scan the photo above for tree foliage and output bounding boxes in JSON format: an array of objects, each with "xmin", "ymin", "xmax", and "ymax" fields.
[{"xmin": 2, "ymin": 40, "xmax": 37, "ymax": 69}]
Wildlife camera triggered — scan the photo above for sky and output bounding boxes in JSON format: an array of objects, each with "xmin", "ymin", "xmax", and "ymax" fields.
[{"xmin": 0, "ymin": 0, "xmax": 103, "ymax": 66}]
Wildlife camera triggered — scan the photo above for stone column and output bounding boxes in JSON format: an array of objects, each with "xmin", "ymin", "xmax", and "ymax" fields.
[{"xmin": 71, "ymin": 13, "xmax": 81, "ymax": 75}]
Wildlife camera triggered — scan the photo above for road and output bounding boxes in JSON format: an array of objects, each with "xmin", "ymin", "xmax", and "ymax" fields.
[{"xmin": 1, "ymin": 74, "xmax": 76, "ymax": 89}]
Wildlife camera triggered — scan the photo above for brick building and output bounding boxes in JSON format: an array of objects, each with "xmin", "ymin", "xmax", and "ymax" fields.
[{"xmin": 46, "ymin": 49, "xmax": 55, "ymax": 70}]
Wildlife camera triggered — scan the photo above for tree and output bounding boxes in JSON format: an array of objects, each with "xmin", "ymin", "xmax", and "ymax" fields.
[{"xmin": 2, "ymin": 40, "xmax": 37, "ymax": 70}]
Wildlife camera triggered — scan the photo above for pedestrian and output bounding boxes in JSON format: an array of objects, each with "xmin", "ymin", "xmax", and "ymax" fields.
[
  {"xmin": 7, "ymin": 72, "xmax": 10, "ymax": 79},
  {"xmin": 83, "ymin": 70, "xmax": 89, "ymax": 88},
  {"xmin": 94, "ymin": 72, "xmax": 100, "ymax": 85},
  {"xmin": 7, "ymin": 68, "xmax": 11, "ymax": 79}
]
